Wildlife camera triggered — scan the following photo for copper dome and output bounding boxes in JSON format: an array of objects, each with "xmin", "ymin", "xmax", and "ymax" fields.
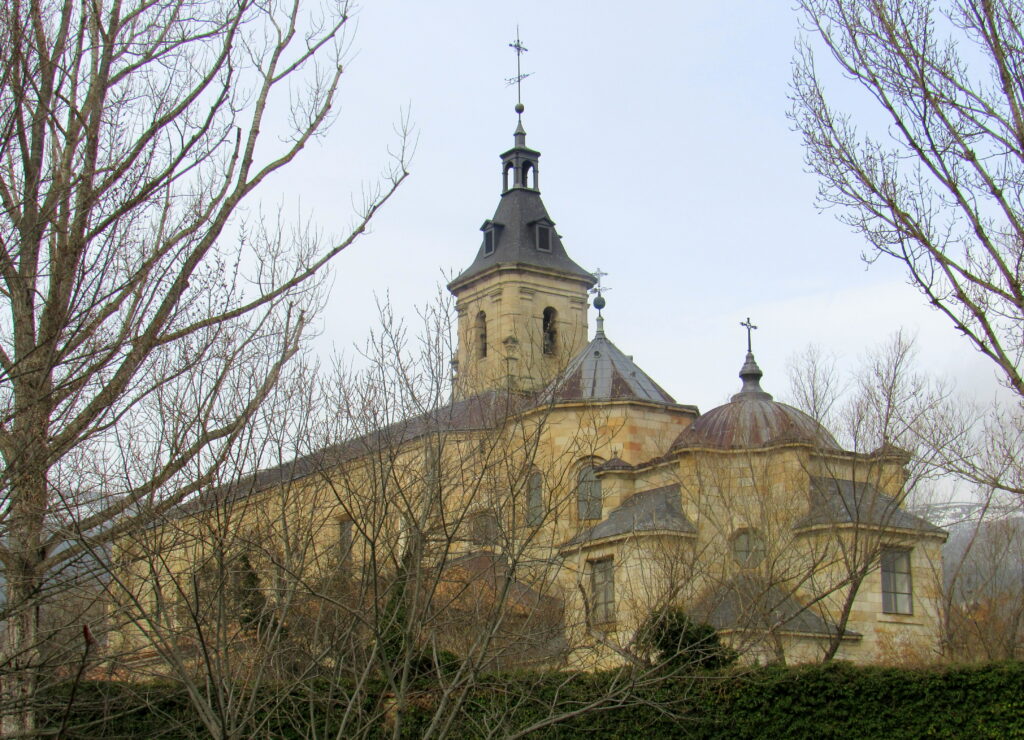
[{"xmin": 671, "ymin": 352, "xmax": 840, "ymax": 451}]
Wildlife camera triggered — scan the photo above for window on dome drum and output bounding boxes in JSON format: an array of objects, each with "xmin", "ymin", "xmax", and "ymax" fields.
[
  {"xmin": 590, "ymin": 558, "xmax": 615, "ymax": 624},
  {"xmin": 542, "ymin": 307, "xmax": 557, "ymax": 355},
  {"xmin": 475, "ymin": 311, "xmax": 487, "ymax": 359},
  {"xmin": 731, "ymin": 528, "xmax": 765, "ymax": 567},
  {"xmin": 881, "ymin": 548, "xmax": 913, "ymax": 614},
  {"xmin": 527, "ymin": 471, "xmax": 544, "ymax": 526},
  {"xmin": 536, "ymin": 225, "xmax": 551, "ymax": 252},
  {"xmin": 577, "ymin": 465, "xmax": 602, "ymax": 520},
  {"xmin": 483, "ymin": 229, "xmax": 495, "ymax": 255}
]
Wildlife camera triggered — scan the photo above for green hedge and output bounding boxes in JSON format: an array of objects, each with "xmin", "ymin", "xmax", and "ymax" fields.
[{"xmin": 37, "ymin": 662, "xmax": 1024, "ymax": 738}]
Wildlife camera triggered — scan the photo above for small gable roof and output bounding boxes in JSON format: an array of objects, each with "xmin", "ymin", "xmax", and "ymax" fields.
[{"xmin": 561, "ymin": 484, "xmax": 696, "ymax": 549}]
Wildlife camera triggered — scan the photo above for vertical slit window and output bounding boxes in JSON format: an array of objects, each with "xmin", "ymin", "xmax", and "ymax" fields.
[
  {"xmin": 577, "ymin": 465, "xmax": 601, "ymax": 520},
  {"xmin": 590, "ymin": 558, "xmax": 615, "ymax": 624},
  {"xmin": 527, "ymin": 471, "xmax": 544, "ymax": 526},
  {"xmin": 475, "ymin": 311, "xmax": 487, "ymax": 359}
]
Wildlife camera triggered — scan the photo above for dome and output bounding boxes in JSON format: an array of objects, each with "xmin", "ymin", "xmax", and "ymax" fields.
[{"xmin": 671, "ymin": 352, "xmax": 840, "ymax": 451}]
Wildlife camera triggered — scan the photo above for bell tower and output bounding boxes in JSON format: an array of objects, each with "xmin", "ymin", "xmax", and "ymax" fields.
[{"xmin": 447, "ymin": 119, "xmax": 595, "ymax": 399}]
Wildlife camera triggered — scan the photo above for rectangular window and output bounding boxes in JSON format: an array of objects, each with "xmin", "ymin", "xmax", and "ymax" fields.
[
  {"xmin": 483, "ymin": 229, "xmax": 495, "ymax": 255},
  {"xmin": 536, "ymin": 225, "xmax": 551, "ymax": 252},
  {"xmin": 590, "ymin": 558, "xmax": 615, "ymax": 624},
  {"xmin": 881, "ymin": 548, "xmax": 913, "ymax": 614}
]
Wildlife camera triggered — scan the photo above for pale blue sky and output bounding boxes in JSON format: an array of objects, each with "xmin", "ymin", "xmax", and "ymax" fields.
[{"xmin": 268, "ymin": 1, "xmax": 1006, "ymax": 414}]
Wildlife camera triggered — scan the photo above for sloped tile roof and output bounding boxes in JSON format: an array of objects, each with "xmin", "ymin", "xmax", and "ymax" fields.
[
  {"xmin": 796, "ymin": 477, "xmax": 946, "ymax": 535},
  {"xmin": 692, "ymin": 573, "xmax": 856, "ymax": 637}
]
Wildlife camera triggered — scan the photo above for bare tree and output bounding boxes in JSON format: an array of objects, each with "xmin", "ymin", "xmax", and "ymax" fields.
[
  {"xmin": 942, "ymin": 511, "xmax": 1024, "ymax": 661},
  {"xmin": 0, "ymin": 0, "xmax": 408, "ymax": 731},
  {"xmin": 792, "ymin": 0, "xmax": 1024, "ymax": 396},
  {"xmin": 785, "ymin": 333, "xmax": 950, "ymax": 663}
]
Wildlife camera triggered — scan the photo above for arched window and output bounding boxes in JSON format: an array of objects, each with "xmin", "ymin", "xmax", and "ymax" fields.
[
  {"xmin": 542, "ymin": 307, "xmax": 557, "ymax": 355},
  {"xmin": 503, "ymin": 162, "xmax": 513, "ymax": 192},
  {"xmin": 475, "ymin": 311, "xmax": 487, "ymax": 359},
  {"xmin": 527, "ymin": 471, "xmax": 544, "ymax": 526},
  {"xmin": 521, "ymin": 161, "xmax": 533, "ymax": 188},
  {"xmin": 577, "ymin": 465, "xmax": 602, "ymax": 520}
]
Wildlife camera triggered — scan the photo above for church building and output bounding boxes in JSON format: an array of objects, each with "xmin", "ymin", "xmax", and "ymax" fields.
[
  {"xmin": 437, "ymin": 111, "xmax": 946, "ymax": 666},
  {"xmin": 114, "ymin": 110, "xmax": 948, "ymax": 672}
]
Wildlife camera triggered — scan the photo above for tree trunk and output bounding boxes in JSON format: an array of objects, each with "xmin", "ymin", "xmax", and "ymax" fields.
[{"xmin": 2, "ymin": 535, "xmax": 44, "ymax": 735}]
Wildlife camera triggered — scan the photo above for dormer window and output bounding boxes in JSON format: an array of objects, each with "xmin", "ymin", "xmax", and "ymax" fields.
[
  {"xmin": 483, "ymin": 229, "xmax": 495, "ymax": 256},
  {"xmin": 536, "ymin": 225, "xmax": 551, "ymax": 252}
]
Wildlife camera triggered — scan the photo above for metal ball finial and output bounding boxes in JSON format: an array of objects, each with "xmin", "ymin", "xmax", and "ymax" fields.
[
  {"xmin": 515, "ymin": 102, "xmax": 525, "ymax": 114},
  {"xmin": 593, "ymin": 292, "xmax": 606, "ymax": 311}
]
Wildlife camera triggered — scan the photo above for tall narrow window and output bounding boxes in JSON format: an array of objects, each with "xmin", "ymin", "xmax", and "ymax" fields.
[
  {"xmin": 475, "ymin": 311, "xmax": 487, "ymax": 359},
  {"xmin": 577, "ymin": 465, "xmax": 601, "ymax": 520},
  {"xmin": 425, "ymin": 441, "xmax": 441, "ymax": 502},
  {"xmin": 338, "ymin": 518, "xmax": 354, "ymax": 566},
  {"xmin": 536, "ymin": 225, "xmax": 551, "ymax": 252},
  {"xmin": 590, "ymin": 558, "xmax": 615, "ymax": 624},
  {"xmin": 527, "ymin": 471, "xmax": 544, "ymax": 526},
  {"xmin": 503, "ymin": 163, "xmax": 513, "ymax": 192},
  {"xmin": 881, "ymin": 548, "xmax": 913, "ymax": 614},
  {"xmin": 542, "ymin": 307, "xmax": 557, "ymax": 355},
  {"xmin": 483, "ymin": 229, "xmax": 495, "ymax": 255}
]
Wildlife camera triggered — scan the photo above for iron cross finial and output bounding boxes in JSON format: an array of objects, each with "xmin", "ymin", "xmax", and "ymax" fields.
[
  {"xmin": 506, "ymin": 27, "xmax": 531, "ymax": 115},
  {"xmin": 740, "ymin": 317, "xmax": 758, "ymax": 353}
]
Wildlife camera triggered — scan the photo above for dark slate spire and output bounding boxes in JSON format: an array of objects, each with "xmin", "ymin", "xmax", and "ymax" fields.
[
  {"xmin": 448, "ymin": 124, "xmax": 595, "ymax": 291},
  {"xmin": 545, "ymin": 315, "xmax": 678, "ymax": 405}
]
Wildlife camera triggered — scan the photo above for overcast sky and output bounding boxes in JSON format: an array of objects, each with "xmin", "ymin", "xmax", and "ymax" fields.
[{"xmin": 262, "ymin": 1, "xmax": 1008, "ymax": 415}]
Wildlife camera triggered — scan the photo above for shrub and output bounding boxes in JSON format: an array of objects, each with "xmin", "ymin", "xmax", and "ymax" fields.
[{"xmin": 636, "ymin": 607, "xmax": 737, "ymax": 672}]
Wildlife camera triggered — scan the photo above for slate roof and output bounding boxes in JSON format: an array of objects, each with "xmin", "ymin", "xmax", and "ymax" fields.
[
  {"xmin": 672, "ymin": 352, "xmax": 840, "ymax": 451},
  {"xmin": 560, "ymin": 484, "xmax": 696, "ymax": 549},
  {"xmin": 796, "ymin": 477, "xmax": 947, "ymax": 535},
  {"xmin": 177, "ymin": 390, "xmax": 530, "ymax": 517},
  {"xmin": 692, "ymin": 574, "xmax": 856, "ymax": 638},
  {"xmin": 448, "ymin": 128, "xmax": 595, "ymax": 291},
  {"xmin": 437, "ymin": 551, "xmax": 563, "ymax": 616},
  {"xmin": 546, "ymin": 321, "xmax": 682, "ymax": 405}
]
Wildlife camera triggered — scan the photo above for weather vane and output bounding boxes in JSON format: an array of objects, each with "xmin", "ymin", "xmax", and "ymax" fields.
[
  {"xmin": 590, "ymin": 268, "xmax": 610, "ymax": 315},
  {"xmin": 506, "ymin": 27, "xmax": 531, "ymax": 116},
  {"xmin": 740, "ymin": 317, "xmax": 758, "ymax": 352}
]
